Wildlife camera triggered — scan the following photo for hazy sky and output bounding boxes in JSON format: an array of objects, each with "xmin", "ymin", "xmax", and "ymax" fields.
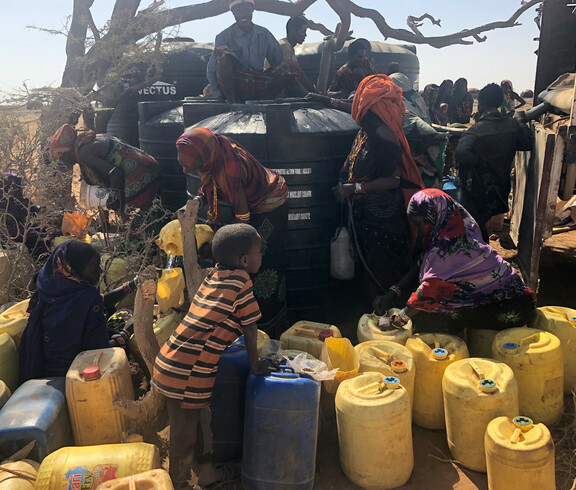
[{"xmin": 0, "ymin": 1, "xmax": 541, "ymax": 94}]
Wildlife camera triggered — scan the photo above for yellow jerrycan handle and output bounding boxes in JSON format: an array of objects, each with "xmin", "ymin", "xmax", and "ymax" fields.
[
  {"xmin": 369, "ymin": 346, "xmax": 407, "ymax": 374},
  {"xmin": 468, "ymin": 360, "xmax": 485, "ymax": 380},
  {"xmin": 292, "ymin": 327, "xmax": 319, "ymax": 338},
  {"xmin": 520, "ymin": 333, "xmax": 540, "ymax": 348}
]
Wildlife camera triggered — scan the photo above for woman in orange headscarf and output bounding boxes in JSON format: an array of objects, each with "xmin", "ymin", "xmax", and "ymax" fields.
[
  {"xmin": 327, "ymin": 74, "xmax": 424, "ymax": 300},
  {"xmin": 49, "ymin": 124, "xmax": 161, "ymax": 219},
  {"xmin": 176, "ymin": 127, "xmax": 289, "ymax": 338}
]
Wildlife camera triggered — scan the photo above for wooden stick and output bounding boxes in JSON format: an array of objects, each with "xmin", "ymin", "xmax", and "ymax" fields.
[
  {"xmin": 133, "ymin": 266, "xmax": 159, "ymax": 376},
  {"xmin": 177, "ymin": 199, "xmax": 203, "ymax": 301}
]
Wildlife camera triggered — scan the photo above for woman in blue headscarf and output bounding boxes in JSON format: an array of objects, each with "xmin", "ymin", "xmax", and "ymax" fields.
[{"xmin": 19, "ymin": 240, "xmax": 136, "ymax": 383}]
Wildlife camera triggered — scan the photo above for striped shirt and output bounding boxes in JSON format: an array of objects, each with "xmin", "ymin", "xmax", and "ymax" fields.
[{"xmin": 152, "ymin": 267, "xmax": 261, "ymax": 408}]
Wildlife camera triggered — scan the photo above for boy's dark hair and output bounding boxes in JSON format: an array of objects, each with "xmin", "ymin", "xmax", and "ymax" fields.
[
  {"xmin": 348, "ymin": 38, "xmax": 371, "ymax": 58},
  {"xmin": 286, "ymin": 16, "xmax": 307, "ymax": 36},
  {"xmin": 212, "ymin": 223, "xmax": 260, "ymax": 267},
  {"xmin": 66, "ymin": 240, "xmax": 98, "ymax": 274},
  {"xmin": 478, "ymin": 83, "xmax": 504, "ymax": 109}
]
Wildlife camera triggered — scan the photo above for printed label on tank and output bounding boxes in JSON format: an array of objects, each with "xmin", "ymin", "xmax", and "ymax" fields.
[
  {"xmin": 289, "ymin": 190, "xmax": 312, "ymax": 199},
  {"xmin": 66, "ymin": 464, "xmax": 118, "ymax": 489},
  {"xmin": 289, "ymin": 213, "xmax": 311, "ymax": 221},
  {"xmin": 271, "ymin": 168, "xmax": 312, "ymax": 175},
  {"xmin": 138, "ymin": 81, "xmax": 177, "ymax": 96}
]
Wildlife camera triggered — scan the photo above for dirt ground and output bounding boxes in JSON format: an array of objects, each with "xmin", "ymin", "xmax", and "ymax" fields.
[{"xmin": 194, "ymin": 226, "xmax": 576, "ymax": 490}]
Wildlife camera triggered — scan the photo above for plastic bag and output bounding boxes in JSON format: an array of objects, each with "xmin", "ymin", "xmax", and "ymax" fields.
[
  {"xmin": 260, "ymin": 339, "xmax": 283, "ymax": 360},
  {"xmin": 61, "ymin": 212, "xmax": 92, "ymax": 239},
  {"xmin": 283, "ymin": 353, "xmax": 339, "ymax": 381}
]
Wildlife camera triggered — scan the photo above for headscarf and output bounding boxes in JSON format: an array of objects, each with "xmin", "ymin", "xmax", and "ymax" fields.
[
  {"xmin": 18, "ymin": 241, "xmax": 105, "ymax": 383},
  {"xmin": 422, "ymin": 84, "xmax": 439, "ymax": 112},
  {"xmin": 177, "ymin": 128, "xmax": 277, "ymax": 222},
  {"xmin": 406, "ymin": 189, "xmax": 533, "ymax": 313},
  {"xmin": 351, "ymin": 74, "xmax": 424, "ymax": 208},
  {"xmin": 501, "ymin": 79, "xmax": 513, "ymax": 91},
  {"xmin": 450, "ymin": 78, "xmax": 469, "ymax": 102},
  {"xmin": 49, "ymin": 124, "xmax": 96, "ymax": 162},
  {"xmin": 435, "ymin": 79, "xmax": 453, "ymax": 108}
]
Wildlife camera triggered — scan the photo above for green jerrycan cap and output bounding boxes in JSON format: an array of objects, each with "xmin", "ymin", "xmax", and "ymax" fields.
[
  {"xmin": 513, "ymin": 416, "xmax": 534, "ymax": 432},
  {"xmin": 478, "ymin": 378, "xmax": 497, "ymax": 393}
]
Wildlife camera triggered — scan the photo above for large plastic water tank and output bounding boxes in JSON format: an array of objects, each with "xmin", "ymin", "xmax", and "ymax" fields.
[
  {"xmin": 296, "ymin": 40, "xmax": 420, "ymax": 90},
  {"xmin": 185, "ymin": 100, "xmax": 358, "ymax": 321},
  {"xmin": 107, "ymin": 39, "xmax": 212, "ymax": 146}
]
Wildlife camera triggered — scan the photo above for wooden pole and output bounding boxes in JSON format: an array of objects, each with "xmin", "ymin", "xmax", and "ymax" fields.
[{"xmin": 177, "ymin": 199, "xmax": 203, "ymax": 301}]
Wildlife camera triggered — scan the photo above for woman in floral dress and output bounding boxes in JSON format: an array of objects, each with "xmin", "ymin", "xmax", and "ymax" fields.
[{"xmin": 377, "ymin": 188, "xmax": 535, "ymax": 334}]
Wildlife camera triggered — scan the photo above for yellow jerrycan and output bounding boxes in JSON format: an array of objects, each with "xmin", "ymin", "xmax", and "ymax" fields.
[
  {"xmin": 336, "ymin": 373, "xmax": 412, "ymax": 489},
  {"xmin": 95, "ymin": 469, "xmax": 174, "ymax": 489},
  {"xmin": 405, "ymin": 333, "xmax": 469, "ymax": 429},
  {"xmin": 354, "ymin": 340, "xmax": 415, "ymax": 409},
  {"xmin": 442, "ymin": 358, "xmax": 519, "ymax": 472},
  {"xmin": 357, "ymin": 310, "xmax": 413, "ymax": 345},
  {"xmin": 280, "ymin": 321, "xmax": 342, "ymax": 359},
  {"xmin": 530, "ymin": 306, "xmax": 576, "ymax": 393},
  {"xmin": 0, "ymin": 333, "xmax": 18, "ymax": 392},
  {"xmin": 35, "ymin": 443, "xmax": 161, "ymax": 490},
  {"xmin": 66, "ymin": 348, "xmax": 135, "ymax": 445},
  {"xmin": 0, "ymin": 298, "xmax": 30, "ymax": 348},
  {"xmin": 0, "ymin": 459, "xmax": 39, "ymax": 489},
  {"xmin": 0, "ymin": 379, "xmax": 11, "ymax": 410},
  {"xmin": 492, "ymin": 327, "xmax": 563, "ymax": 426},
  {"xmin": 156, "ymin": 268, "xmax": 185, "ymax": 313},
  {"xmin": 321, "ymin": 337, "xmax": 360, "ymax": 394},
  {"xmin": 100, "ymin": 254, "xmax": 135, "ymax": 310},
  {"xmin": 485, "ymin": 416, "xmax": 555, "ymax": 490},
  {"xmin": 467, "ymin": 328, "xmax": 499, "ymax": 359},
  {"xmin": 156, "ymin": 219, "xmax": 183, "ymax": 256}
]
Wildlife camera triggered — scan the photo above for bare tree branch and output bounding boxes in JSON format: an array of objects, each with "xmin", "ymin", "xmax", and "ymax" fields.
[{"xmin": 406, "ymin": 14, "xmax": 441, "ymax": 36}]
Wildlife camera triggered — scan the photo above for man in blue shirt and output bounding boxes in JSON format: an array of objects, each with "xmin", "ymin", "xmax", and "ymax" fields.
[{"xmin": 206, "ymin": 0, "xmax": 306, "ymax": 103}]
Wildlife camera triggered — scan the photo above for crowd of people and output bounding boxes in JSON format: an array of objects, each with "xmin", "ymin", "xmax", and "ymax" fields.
[{"xmin": 4, "ymin": 0, "xmax": 541, "ymax": 487}]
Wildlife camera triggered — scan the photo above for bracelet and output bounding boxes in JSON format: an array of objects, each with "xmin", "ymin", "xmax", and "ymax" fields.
[
  {"xmin": 398, "ymin": 309, "xmax": 410, "ymax": 324},
  {"xmin": 108, "ymin": 166, "xmax": 119, "ymax": 175},
  {"xmin": 235, "ymin": 212, "xmax": 251, "ymax": 222},
  {"xmin": 389, "ymin": 285, "xmax": 402, "ymax": 296},
  {"xmin": 122, "ymin": 281, "xmax": 132, "ymax": 294},
  {"xmin": 354, "ymin": 182, "xmax": 363, "ymax": 194}
]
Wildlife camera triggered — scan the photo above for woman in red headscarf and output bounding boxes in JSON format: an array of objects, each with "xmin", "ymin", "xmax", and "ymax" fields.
[
  {"xmin": 322, "ymin": 74, "xmax": 424, "ymax": 300},
  {"xmin": 49, "ymin": 124, "xmax": 161, "ymax": 220},
  {"xmin": 176, "ymin": 127, "xmax": 288, "ymax": 337}
]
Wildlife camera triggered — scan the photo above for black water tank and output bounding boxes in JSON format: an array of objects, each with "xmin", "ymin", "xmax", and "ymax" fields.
[
  {"xmin": 138, "ymin": 101, "xmax": 186, "ymax": 211},
  {"xmin": 296, "ymin": 40, "xmax": 420, "ymax": 90},
  {"xmin": 179, "ymin": 100, "xmax": 359, "ymax": 321},
  {"xmin": 107, "ymin": 40, "xmax": 213, "ymax": 146}
]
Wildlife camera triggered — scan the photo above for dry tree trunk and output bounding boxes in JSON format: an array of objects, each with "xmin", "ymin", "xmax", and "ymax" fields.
[{"xmin": 177, "ymin": 199, "xmax": 203, "ymax": 300}]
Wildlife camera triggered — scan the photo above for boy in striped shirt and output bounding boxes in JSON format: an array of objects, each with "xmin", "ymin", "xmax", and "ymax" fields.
[{"xmin": 152, "ymin": 223, "xmax": 272, "ymax": 489}]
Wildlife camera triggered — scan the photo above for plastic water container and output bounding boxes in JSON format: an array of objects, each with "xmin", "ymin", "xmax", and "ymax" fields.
[
  {"xmin": 280, "ymin": 321, "xmax": 342, "ymax": 359},
  {"xmin": 354, "ymin": 340, "xmax": 415, "ymax": 409},
  {"xmin": 467, "ymin": 328, "xmax": 499, "ymax": 359},
  {"xmin": 321, "ymin": 337, "xmax": 360, "ymax": 394},
  {"xmin": 0, "ymin": 459, "xmax": 39, "ymax": 489},
  {"xmin": 35, "ymin": 442, "xmax": 161, "ymax": 490},
  {"xmin": 156, "ymin": 219, "xmax": 184, "ymax": 256},
  {"xmin": 156, "ymin": 268, "xmax": 185, "ymax": 313},
  {"xmin": 405, "ymin": 333, "xmax": 469, "ymax": 429},
  {"xmin": 336, "ymin": 373, "xmax": 412, "ymax": 488},
  {"xmin": 492, "ymin": 327, "xmax": 563, "ymax": 426},
  {"xmin": 95, "ymin": 469, "xmax": 173, "ymax": 489},
  {"xmin": 0, "ymin": 332, "xmax": 18, "ymax": 392},
  {"xmin": 79, "ymin": 182, "xmax": 111, "ymax": 209},
  {"xmin": 66, "ymin": 348, "xmax": 135, "ymax": 446},
  {"xmin": 357, "ymin": 311, "xmax": 413, "ymax": 344},
  {"xmin": 443, "ymin": 358, "xmax": 519, "ymax": 472},
  {"xmin": 485, "ymin": 416, "xmax": 555, "ymax": 490},
  {"xmin": 0, "ymin": 298, "xmax": 30, "ymax": 348},
  {"xmin": 242, "ymin": 369, "xmax": 320, "ymax": 490},
  {"xmin": 100, "ymin": 254, "xmax": 134, "ymax": 310},
  {"xmin": 211, "ymin": 337, "xmax": 250, "ymax": 462},
  {"xmin": 0, "ymin": 379, "xmax": 11, "ymax": 410},
  {"xmin": 153, "ymin": 309, "xmax": 181, "ymax": 347},
  {"xmin": 0, "ymin": 377, "xmax": 73, "ymax": 461},
  {"xmin": 530, "ymin": 306, "xmax": 576, "ymax": 393}
]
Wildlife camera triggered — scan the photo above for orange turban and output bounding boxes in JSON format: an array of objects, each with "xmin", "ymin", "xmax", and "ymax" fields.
[{"xmin": 49, "ymin": 124, "xmax": 77, "ymax": 161}]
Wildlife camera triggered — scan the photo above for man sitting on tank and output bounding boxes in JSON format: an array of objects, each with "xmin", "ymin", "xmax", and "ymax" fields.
[
  {"xmin": 275, "ymin": 16, "xmax": 316, "ymax": 93},
  {"xmin": 206, "ymin": 0, "xmax": 308, "ymax": 103},
  {"xmin": 328, "ymin": 38, "xmax": 377, "ymax": 98}
]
